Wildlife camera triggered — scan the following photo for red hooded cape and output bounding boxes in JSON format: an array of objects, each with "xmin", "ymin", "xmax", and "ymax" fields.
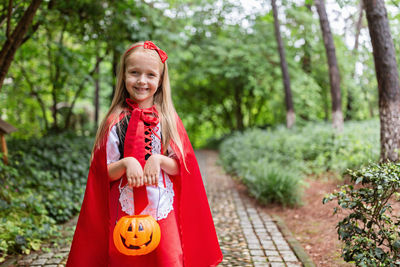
[{"xmin": 67, "ymin": 114, "xmax": 223, "ymax": 267}]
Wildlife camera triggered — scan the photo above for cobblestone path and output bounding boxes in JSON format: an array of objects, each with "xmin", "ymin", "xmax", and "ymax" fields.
[
  {"xmin": 6, "ymin": 150, "xmax": 303, "ymax": 267},
  {"xmin": 197, "ymin": 150, "xmax": 302, "ymax": 267}
]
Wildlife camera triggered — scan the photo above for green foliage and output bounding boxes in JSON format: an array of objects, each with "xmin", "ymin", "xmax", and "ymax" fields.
[
  {"xmin": 0, "ymin": 133, "xmax": 92, "ymax": 261},
  {"xmin": 242, "ymin": 161, "xmax": 303, "ymax": 206},
  {"xmin": 0, "ymin": 0, "xmax": 386, "ymax": 145},
  {"xmin": 323, "ymin": 163, "xmax": 400, "ymax": 266},
  {"xmin": 219, "ymin": 120, "xmax": 379, "ymax": 206},
  {"xmin": 298, "ymin": 120, "xmax": 379, "ymax": 173}
]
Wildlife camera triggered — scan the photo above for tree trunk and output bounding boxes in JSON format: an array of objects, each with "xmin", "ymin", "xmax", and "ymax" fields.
[
  {"xmin": 221, "ymin": 101, "xmax": 235, "ymax": 131},
  {"xmin": 364, "ymin": 0, "xmax": 400, "ymax": 162},
  {"xmin": 94, "ymin": 56, "xmax": 100, "ymax": 132},
  {"xmin": 233, "ymin": 83, "xmax": 244, "ymax": 131},
  {"xmin": 0, "ymin": 0, "xmax": 42, "ymax": 90},
  {"xmin": 47, "ymin": 25, "xmax": 65, "ymax": 131},
  {"xmin": 346, "ymin": 1, "xmax": 364, "ymax": 120},
  {"xmin": 111, "ymin": 49, "xmax": 118, "ymax": 101},
  {"xmin": 353, "ymin": 1, "xmax": 364, "ymax": 53},
  {"xmin": 315, "ymin": 0, "xmax": 343, "ymax": 131},
  {"xmin": 301, "ymin": 4, "xmax": 312, "ymax": 74},
  {"xmin": 271, "ymin": 0, "xmax": 295, "ymax": 129}
]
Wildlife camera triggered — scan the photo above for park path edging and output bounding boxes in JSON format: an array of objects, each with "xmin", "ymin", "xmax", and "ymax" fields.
[{"xmin": 272, "ymin": 215, "xmax": 316, "ymax": 267}]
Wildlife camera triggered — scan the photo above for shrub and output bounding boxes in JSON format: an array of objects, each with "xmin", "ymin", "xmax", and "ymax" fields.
[
  {"xmin": 0, "ymin": 132, "xmax": 92, "ymax": 261},
  {"xmin": 323, "ymin": 163, "xmax": 400, "ymax": 266},
  {"xmin": 242, "ymin": 160, "xmax": 303, "ymax": 206},
  {"xmin": 219, "ymin": 120, "xmax": 379, "ymax": 206},
  {"xmin": 219, "ymin": 128, "xmax": 304, "ymax": 206}
]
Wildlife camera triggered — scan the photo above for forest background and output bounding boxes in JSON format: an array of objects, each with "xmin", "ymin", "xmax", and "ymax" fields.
[
  {"xmin": 2, "ymin": 0, "xmax": 400, "ymax": 265},
  {"xmin": 2, "ymin": 0, "xmax": 392, "ymax": 146}
]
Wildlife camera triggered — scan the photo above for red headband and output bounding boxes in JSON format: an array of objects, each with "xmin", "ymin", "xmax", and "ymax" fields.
[{"xmin": 126, "ymin": 41, "xmax": 168, "ymax": 63}]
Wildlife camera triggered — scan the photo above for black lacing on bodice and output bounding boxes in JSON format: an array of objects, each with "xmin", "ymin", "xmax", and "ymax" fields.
[
  {"xmin": 144, "ymin": 121, "xmax": 153, "ymax": 160},
  {"xmin": 115, "ymin": 116, "xmax": 153, "ymax": 161}
]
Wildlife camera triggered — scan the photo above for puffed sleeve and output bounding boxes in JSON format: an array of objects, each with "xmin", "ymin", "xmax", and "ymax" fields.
[{"xmin": 106, "ymin": 125, "xmax": 120, "ymax": 164}]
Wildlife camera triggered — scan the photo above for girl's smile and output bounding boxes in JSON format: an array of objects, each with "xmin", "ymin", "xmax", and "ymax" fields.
[{"xmin": 134, "ymin": 87, "xmax": 150, "ymax": 93}]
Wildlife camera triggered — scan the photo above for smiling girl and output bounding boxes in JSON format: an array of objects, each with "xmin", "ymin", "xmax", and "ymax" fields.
[{"xmin": 67, "ymin": 41, "xmax": 222, "ymax": 267}]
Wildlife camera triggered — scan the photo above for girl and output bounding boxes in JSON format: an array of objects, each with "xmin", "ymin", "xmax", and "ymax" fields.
[{"xmin": 67, "ymin": 41, "xmax": 222, "ymax": 267}]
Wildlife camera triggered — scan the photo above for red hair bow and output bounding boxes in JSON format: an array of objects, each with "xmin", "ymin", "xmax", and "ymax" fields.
[{"xmin": 127, "ymin": 41, "xmax": 168, "ymax": 63}]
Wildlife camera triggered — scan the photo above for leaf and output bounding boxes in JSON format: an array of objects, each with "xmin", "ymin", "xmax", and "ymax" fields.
[
  {"xmin": 393, "ymin": 240, "xmax": 400, "ymax": 250},
  {"xmin": 374, "ymin": 247, "xmax": 384, "ymax": 259},
  {"xmin": 29, "ymin": 240, "xmax": 41, "ymax": 251}
]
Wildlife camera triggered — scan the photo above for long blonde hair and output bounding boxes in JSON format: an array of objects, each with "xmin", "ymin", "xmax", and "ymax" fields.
[{"xmin": 92, "ymin": 42, "xmax": 186, "ymax": 166}]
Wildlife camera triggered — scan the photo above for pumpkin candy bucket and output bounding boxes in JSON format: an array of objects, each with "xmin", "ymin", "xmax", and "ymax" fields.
[{"xmin": 113, "ymin": 215, "xmax": 161, "ymax": 256}]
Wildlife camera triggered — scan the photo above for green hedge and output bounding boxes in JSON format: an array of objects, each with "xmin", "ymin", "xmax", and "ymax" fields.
[
  {"xmin": 219, "ymin": 120, "xmax": 380, "ymax": 206},
  {"xmin": 0, "ymin": 133, "xmax": 92, "ymax": 261}
]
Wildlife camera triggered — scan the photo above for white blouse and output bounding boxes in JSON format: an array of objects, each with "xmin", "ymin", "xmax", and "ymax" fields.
[{"xmin": 106, "ymin": 122, "xmax": 175, "ymax": 221}]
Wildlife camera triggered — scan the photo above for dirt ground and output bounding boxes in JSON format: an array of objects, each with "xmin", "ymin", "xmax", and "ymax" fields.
[
  {"xmin": 237, "ymin": 174, "xmax": 400, "ymax": 267},
  {"xmin": 236, "ymin": 176, "xmax": 353, "ymax": 267}
]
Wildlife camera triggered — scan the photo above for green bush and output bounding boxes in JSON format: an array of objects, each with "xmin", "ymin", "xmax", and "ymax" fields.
[
  {"xmin": 300, "ymin": 120, "xmax": 379, "ymax": 173},
  {"xmin": 323, "ymin": 163, "xmax": 400, "ymax": 266},
  {"xmin": 219, "ymin": 128, "xmax": 305, "ymax": 206},
  {"xmin": 219, "ymin": 120, "xmax": 379, "ymax": 206},
  {"xmin": 0, "ymin": 132, "xmax": 92, "ymax": 261},
  {"xmin": 242, "ymin": 160, "xmax": 303, "ymax": 206}
]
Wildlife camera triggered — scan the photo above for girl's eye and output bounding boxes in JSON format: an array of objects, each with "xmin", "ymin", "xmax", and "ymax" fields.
[{"xmin": 148, "ymin": 73, "xmax": 156, "ymax": 77}]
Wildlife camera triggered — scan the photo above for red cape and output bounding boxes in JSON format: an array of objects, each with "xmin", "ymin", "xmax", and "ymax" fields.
[{"xmin": 67, "ymin": 114, "xmax": 223, "ymax": 267}]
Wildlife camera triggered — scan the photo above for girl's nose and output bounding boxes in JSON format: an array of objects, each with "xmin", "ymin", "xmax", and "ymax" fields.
[{"xmin": 137, "ymin": 74, "xmax": 146, "ymax": 84}]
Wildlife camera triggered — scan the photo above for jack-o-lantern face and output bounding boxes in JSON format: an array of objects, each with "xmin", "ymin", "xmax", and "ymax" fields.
[{"xmin": 113, "ymin": 215, "xmax": 161, "ymax": 256}]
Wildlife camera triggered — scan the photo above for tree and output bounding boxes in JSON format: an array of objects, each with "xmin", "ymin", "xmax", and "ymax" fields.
[
  {"xmin": 271, "ymin": 0, "xmax": 295, "ymax": 128},
  {"xmin": 364, "ymin": 0, "xmax": 400, "ymax": 162},
  {"xmin": 346, "ymin": 0, "xmax": 364, "ymax": 120},
  {"xmin": 0, "ymin": 0, "xmax": 43, "ymax": 90},
  {"xmin": 315, "ymin": 0, "xmax": 344, "ymax": 130},
  {"xmin": 94, "ymin": 55, "xmax": 101, "ymax": 131}
]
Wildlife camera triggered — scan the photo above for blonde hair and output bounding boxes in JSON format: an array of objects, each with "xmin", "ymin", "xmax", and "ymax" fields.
[{"xmin": 92, "ymin": 42, "xmax": 186, "ymax": 168}]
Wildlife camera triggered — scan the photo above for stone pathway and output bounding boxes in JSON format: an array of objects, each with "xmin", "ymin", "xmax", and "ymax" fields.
[
  {"xmin": 198, "ymin": 150, "xmax": 302, "ymax": 267},
  {"xmin": 4, "ymin": 150, "xmax": 304, "ymax": 267}
]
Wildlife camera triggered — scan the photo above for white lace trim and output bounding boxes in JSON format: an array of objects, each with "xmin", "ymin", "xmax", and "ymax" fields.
[
  {"xmin": 119, "ymin": 173, "xmax": 174, "ymax": 220},
  {"xmin": 151, "ymin": 125, "xmax": 161, "ymax": 155},
  {"xmin": 119, "ymin": 184, "xmax": 134, "ymax": 215}
]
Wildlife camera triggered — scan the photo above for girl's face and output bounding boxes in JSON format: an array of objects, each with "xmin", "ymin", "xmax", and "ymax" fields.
[{"xmin": 124, "ymin": 51, "xmax": 162, "ymax": 108}]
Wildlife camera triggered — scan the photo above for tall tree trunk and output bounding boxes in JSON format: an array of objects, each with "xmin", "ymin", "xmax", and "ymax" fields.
[
  {"xmin": 271, "ymin": 0, "xmax": 295, "ymax": 128},
  {"xmin": 301, "ymin": 4, "xmax": 312, "ymax": 74},
  {"xmin": 364, "ymin": 0, "xmax": 400, "ymax": 162},
  {"xmin": 221, "ymin": 101, "xmax": 235, "ymax": 130},
  {"xmin": 111, "ymin": 49, "xmax": 118, "ymax": 101},
  {"xmin": 353, "ymin": 1, "xmax": 364, "ymax": 53},
  {"xmin": 315, "ymin": 0, "xmax": 344, "ymax": 131},
  {"xmin": 47, "ymin": 25, "xmax": 66, "ymax": 131},
  {"xmin": 94, "ymin": 56, "xmax": 101, "ymax": 132},
  {"xmin": 346, "ymin": 0, "xmax": 364, "ymax": 120},
  {"xmin": 233, "ymin": 83, "xmax": 244, "ymax": 131},
  {"xmin": 0, "ymin": 0, "xmax": 42, "ymax": 90}
]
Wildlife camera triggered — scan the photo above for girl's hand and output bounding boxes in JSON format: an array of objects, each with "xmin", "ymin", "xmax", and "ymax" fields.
[
  {"xmin": 124, "ymin": 157, "xmax": 144, "ymax": 187},
  {"xmin": 143, "ymin": 155, "xmax": 161, "ymax": 186}
]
